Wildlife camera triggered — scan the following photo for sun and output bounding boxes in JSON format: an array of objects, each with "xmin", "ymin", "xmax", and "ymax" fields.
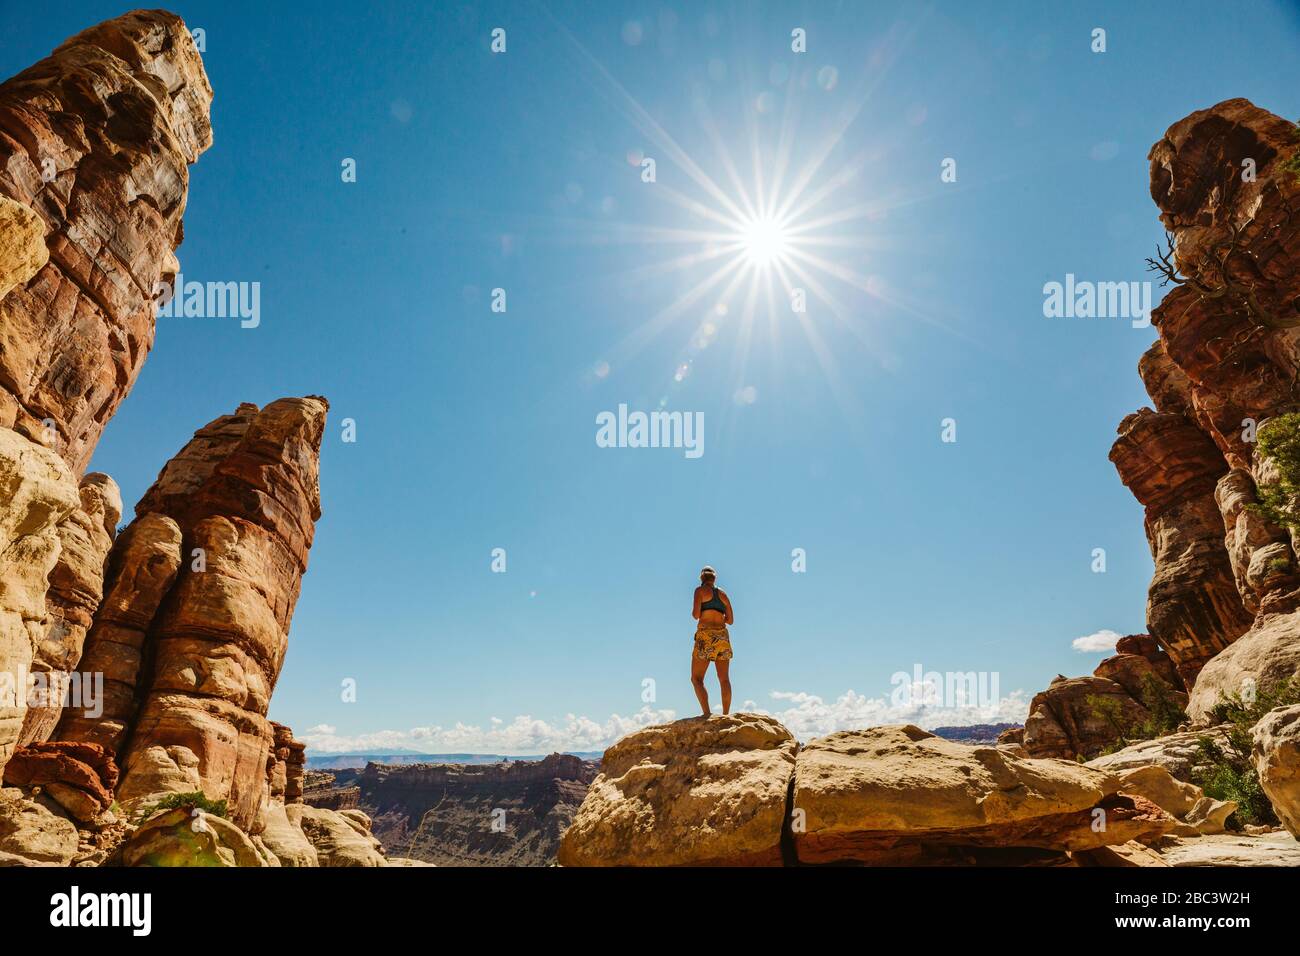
[{"xmin": 738, "ymin": 214, "xmax": 790, "ymax": 268}]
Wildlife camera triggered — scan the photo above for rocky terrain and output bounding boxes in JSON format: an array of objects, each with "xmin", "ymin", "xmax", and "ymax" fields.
[
  {"xmin": 2, "ymin": 9, "xmax": 1299, "ymax": 870},
  {"xmin": 558, "ymin": 713, "xmax": 1289, "ymax": 867},
  {"xmin": 0, "ymin": 10, "xmax": 390, "ymax": 868},
  {"xmin": 307, "ymin": 754, "xmax": 599, "ymax": 866}
]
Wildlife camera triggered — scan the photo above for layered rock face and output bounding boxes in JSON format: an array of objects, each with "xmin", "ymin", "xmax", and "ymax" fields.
[
  {"xmin": 559, "ymin": 714, "xmax": 798, "ymax": 867},
  {"xmin": 358, "ymin": 753, "xmax": 598, "ymax": 866},
  {"xmin": 1103, "ymin": 99, "xmax": 1300, "ymax": 718},
  {"xmin": 59, "ymin": 397, "xmax": 329, "ymax": 831},
  {"xmin": 1022, "ymin": 634, "xmax": 1186, "ymax": 760},
  {"xmin": 257, "ymin": 722, "xmax": 317, "ymax": 866},
  {"xmin": 0, "ymin": 433, "xmax": 78, "ymax": 775},
  {"xmin": 18, "ymin": 473, "xmax": 120, "ymax": 745},
  {"xmin": 0, "ymin": 10, "xmax": 212, "ymax": 472},
  {"xmin": 0, "ymin": 9, "xmax": 211, "ymax": 788}
]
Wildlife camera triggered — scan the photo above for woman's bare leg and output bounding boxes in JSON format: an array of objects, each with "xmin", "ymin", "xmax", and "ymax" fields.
[
  {"xmin": 715, "ymin": 660, "xmax": 731, "ymax": 715},
  {"xmin": 691, "ymin": 655, "xmax": 711, "ymax": 716}
]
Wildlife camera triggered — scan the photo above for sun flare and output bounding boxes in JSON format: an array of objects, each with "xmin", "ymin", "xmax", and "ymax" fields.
[{"xmin": 738, "ymin": 215, "xmax": 790, "ymax": 268}]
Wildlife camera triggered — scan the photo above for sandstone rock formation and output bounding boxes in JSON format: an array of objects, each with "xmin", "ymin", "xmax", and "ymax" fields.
[
  {"xmin": 0, "ymin": 195, "xmax": 47, "ymax": 300},
  {"xmin": 0, "ymin": 7, "xmax": 211, "ymax": 794},
  {"xmin": 0, "ymin": 9, "xmax": 212, "ymax": 471},
  {"xmin": 1110, "ymin": 409, "xmax": 1252, "ymax": 684},
  {"xmin": 1153, "ymin": 830, "xmax": 1300, "ymax": 866},
  {"xmin": 1102, "ymin": 99, "xmax": 1300, "ymax": 719},
  {"xmin": 0, "ymin": 786, "xmax": 78, "ymax": 865},
  {"xmin": 792, "ymin": 725, "xmax": 1173, "ymax": 865},
  {"xmin": 359, "ymin": 752, "xmax": 598, "ymax": 866},
  {"xmin": 0, "ymin": 431, "xmax": 79, "ymax": 776},
  {"xmin": 1251, "ymin": 703, "xmax": 1300, "ymax": 837},
  {"xmin": 256, "ymin": 722, "xmax": 316, "ymax": 866},
  {"xmin": 299, "ymin": 805, "xmax": 386, "ymax": 867},
  {"xmin": 559, "ymin": 714, "xmax": 798, "ymax": 867},
  {"xmin": 54, "ymin": 514, "xmax": 182, "ymax": 750},
  {"xmin": 117, "ymin": 806, "xmax": 273, "ymax": 867},
  {"xmin": 59, "ymin": 397, "xmax": 328, "ymax": 831},
  {"xmin": 18, "ymin": 473, "xmax": 119, "ymax": 744},
  {"xmin": 1084, "ymin": 725, "xmax": 1231, "ymax": 782},
  {"xmin": 1022, "ymin": 635, "xmax": 1186, "ymax": 760},
  {"xmin": 1, "ymin": 740, "xmax": 117, "ymax": 825},
  {"xmin": 558, "ymin": 717, "xmax": 1184, "ymax": 867}
]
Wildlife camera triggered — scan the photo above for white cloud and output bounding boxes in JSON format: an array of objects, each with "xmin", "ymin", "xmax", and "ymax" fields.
[
  {"xmin": 1072, "ymin": 629, "xmax": 1121, "ymax": 653},
  {"xmin": 298, "ymin": 706, "xmax": 676, "ymax": 755},
  {"xmin": 300, "ymin": 684, "xmax": 1031, "ymax": 755}
]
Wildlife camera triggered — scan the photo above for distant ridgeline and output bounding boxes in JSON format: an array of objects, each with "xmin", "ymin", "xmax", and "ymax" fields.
[
  {"xmin": 305, "ymin": 751, "xmax": 604, "ymax": 770},
  {"xmin": 929, "ymin": 724, "xmax": 1023, "ymax": 745}
]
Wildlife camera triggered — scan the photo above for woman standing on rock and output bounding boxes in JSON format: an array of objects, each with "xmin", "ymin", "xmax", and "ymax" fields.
[{"xmin": 690, "ymin": 566, "xmax": 734, "ymax": 716}]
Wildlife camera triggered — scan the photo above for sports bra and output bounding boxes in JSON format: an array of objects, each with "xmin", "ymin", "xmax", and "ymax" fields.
[{"xmin": 700, "ymin": 588, "xmax": 726, "ymax": 614}]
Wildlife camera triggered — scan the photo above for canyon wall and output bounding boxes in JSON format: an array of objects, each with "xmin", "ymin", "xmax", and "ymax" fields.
[
  {"xmin": 355, "ymin": 754, "xmax": 599, "ymax": 866},
  {"xmin": 0, "ymin": 11, "xmax": 336, "ymax": 866},
  {"xmin": 0, "ymin": 10, "xmax": 211, "ymax": 779},
  {"xmin": 1110, "ymin": 99, "xmax": 1300, "ymax": 719}
]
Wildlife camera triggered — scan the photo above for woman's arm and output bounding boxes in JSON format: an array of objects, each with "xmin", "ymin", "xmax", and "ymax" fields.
[
  {"xmin": 721, "ymin": 590, "xmax": 734, "ymax": 625},
  {"xmin": 691, "ymin": 587, "xmax": 702, "ymax": 621}
]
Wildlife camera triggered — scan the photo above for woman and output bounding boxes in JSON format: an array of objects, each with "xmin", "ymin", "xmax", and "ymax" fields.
[{"xmin": 690, "ymin": 565, "xmax": 734, "ymax": 716}]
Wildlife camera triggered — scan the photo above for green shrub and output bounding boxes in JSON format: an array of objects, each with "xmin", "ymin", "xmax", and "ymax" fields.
[
  {"xmin": 134, "ymin": 790, "xmax": 229, "ymax": 825},
  {"xmin": 1089, "ymin": 673, "xmax": 1188, "ymax": 755},
  {"xmin": 1193, "ymin": 676, "xmax": 1300, "ymax": 826},
  {"xmin": 1251, "ymin": 413, "xmax": 1300, "ymax": 533}
]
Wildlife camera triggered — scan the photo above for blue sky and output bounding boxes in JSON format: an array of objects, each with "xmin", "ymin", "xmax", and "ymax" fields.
[{"xmin": 6, "ymin": 1, "xmax": 1299, "ymax": 753}]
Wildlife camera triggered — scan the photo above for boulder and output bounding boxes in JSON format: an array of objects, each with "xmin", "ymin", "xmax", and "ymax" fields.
[
  {"xmin": 792, "ymin": 725, "xmax": 1174, "ymax": 865},
  {"xmin": 259, "ymin": 799, "xmax": 318, "ymax": 867},
  {"xmin": 0, "ymin": 786, "xmax": 77, "ymax": 865},
  {"xmin": 1188, "ymin": 614, "xmax": 1300, "ymax": 722},
  {"xmin": 558, "ymin": 714, "xmax": 797, "ymax": 867},
  {"xmin": 1184, "ymin": 795, "xmax": 1237, "ymax": 835},
  {"xmin": 1251, "ymin": 703, "xmax": 1300, "ymax": 837},
  {"xmin": 299, "ymin": 805, "xmax": 386, "ymax": 867},
  {"xmin": 1086, "ymin": 725, "xmax": 1232, "ymax": 782},
  {"xmin": 1114, "ymin": 765, "xmax": 1202, "ymax": 819},
  {"xmin": 1, "ymin": 740, "xmax": 117, "ymax": 823},
  {"xmin": 119, "ymin": 806, "xmax": 270, "ymax": 867}
]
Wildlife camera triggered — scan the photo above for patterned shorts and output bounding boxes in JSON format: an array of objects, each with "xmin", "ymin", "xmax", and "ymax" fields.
[{"xmin": 693, "ymin": 626, "xmax": 732, "ymax": 662}]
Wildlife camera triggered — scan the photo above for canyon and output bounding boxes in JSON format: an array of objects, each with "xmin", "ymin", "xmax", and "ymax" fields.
[
  {"xmin": 307, "ymin": 753, "xmax": 599, "ymax": 866},
  {"xmin": 0, "ymin": 8, "xmax": 1298, "ymax": 870}
]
